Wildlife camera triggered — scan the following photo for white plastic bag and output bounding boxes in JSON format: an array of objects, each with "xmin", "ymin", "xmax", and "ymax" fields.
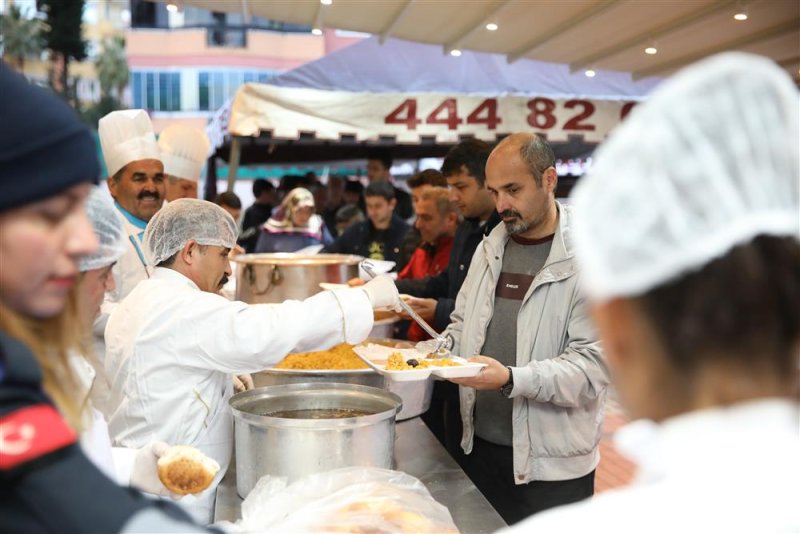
[{"xmin": 235, "ymin": 467, "xmax": 458, "ymax": 533}]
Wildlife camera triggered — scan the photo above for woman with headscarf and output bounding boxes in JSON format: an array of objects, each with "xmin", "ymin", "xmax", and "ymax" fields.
[
  {"xmin": 254, "ymin": 187, "xmax": 333, "ymax": 253},
  {"xmin": 0, "ymin": 63, "xmax": 215, "ymax": 533}
]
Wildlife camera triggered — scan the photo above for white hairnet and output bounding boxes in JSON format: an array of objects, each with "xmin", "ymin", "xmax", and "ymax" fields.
[
  {"xmin": 571, "ymin": 52, "xmax": 799, "ymax": 302},
  {"xmin": 79, "ymin": 187, "xmax": 127, "ymax": 272},
  {"xmin": 144, "ymin": 198, "xmax": 238, "ymax": 266}
]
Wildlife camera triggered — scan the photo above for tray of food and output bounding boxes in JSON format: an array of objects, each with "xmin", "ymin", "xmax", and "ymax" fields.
[
  {"xmin": 272, "ymin": 344, "xmax": 372, "ymax": 373},
  {"xmin": 352, "ymin": 343, "xmax": 486, "ymax": 382}
]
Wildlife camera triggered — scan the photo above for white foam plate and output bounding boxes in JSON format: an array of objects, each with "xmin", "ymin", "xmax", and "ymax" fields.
[
  {"xmin": 353, "ymin": 343, "xmax": 486, "ymax": 382},
  {"xmin": 319, "ymin": 282, "xmax": 350, "ymax": 291},
  {"xmin": 358, "ymin": 260, "xmax": 396, "ymax": 279}
]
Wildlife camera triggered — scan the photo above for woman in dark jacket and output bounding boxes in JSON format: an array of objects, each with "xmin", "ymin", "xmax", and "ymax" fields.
[{"xmin": 0, "ymin": 63, "xmax": 216, "ymax": 533}]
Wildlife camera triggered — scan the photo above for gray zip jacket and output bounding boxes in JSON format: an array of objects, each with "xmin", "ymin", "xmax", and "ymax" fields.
[{"xmin": 444, "ymin": 201, "xmax": 610, "ymax": 483}]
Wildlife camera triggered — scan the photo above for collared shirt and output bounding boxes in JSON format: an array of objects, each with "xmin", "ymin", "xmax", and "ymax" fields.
[{"xmin": 114, "ymin": 201, "xmax": 147, "ymax": 240}]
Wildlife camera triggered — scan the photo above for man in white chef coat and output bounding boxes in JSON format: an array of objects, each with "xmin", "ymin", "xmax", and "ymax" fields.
[
  {"xmin": 97, "ymin": 109, "xmax": 164, "ymax": 324},
  {"xmin": 92, "ymin": 110, "xmax": 165, "ymax": 414},
  {"xmin": 159, "ymin": 124, "xmax": 209, "ymax": 202},
  {"xmin": 104, "ymin": 198, "xmax": 400, "ymax": 522}
]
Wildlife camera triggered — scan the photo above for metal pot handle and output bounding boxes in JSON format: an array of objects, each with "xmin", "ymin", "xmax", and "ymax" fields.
[{"xmin": 246, "ymin": 264, "xmax": 282, "ymax": 295}]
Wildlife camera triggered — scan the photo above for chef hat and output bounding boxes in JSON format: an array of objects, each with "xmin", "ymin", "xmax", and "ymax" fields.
[
  {"xmin": 79, "ymin": 187, "xmax": 127, "ymax": 272},
  {"xmin": 571, "ymin": 52, "xmax": 799, "ymax": 302},
  {"xmin": 144, "ymin": 198, "xmax": 238, "ymax": 266},
  {"xmin": 158, "ymin": 125, "xmax": 211, "ymax": 182},
  {"xmin": 0, "ymin": 64, "xmax": 99, "ymax": 212},
  {"xmin": 98, "ymin": 109, "xmax": 160, "ymax": 177}
]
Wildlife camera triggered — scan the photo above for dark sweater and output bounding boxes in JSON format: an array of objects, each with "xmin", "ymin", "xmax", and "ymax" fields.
[{"xmin": 322, "ymin": 215, "xmax": 411, "ymax": 270}]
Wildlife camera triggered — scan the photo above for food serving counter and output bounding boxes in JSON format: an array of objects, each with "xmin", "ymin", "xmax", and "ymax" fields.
[{"xmin": 214, "ymin": 417, "xmax": 507, "ymax": 533}]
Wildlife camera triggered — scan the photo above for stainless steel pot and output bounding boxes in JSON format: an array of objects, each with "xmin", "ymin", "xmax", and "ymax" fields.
[
  {"xmin": 253, "ymin": 369, "xmax": 431, "ymax": 421},
  {"xmin": 253, "ymin": 368, "xmax": 384, "ymax": 389},
  {"xmin": 233, "ymin": 253, "xmax": 362, "ymax": 304},
  {"xmin": 230, "ymin": 383, "xmax": 402, "ymax": 498}
]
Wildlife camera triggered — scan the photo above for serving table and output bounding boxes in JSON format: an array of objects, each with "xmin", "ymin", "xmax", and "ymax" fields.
[{"xmin": 214, "ymin": 417, "xmax": 507, "ymax": 533}]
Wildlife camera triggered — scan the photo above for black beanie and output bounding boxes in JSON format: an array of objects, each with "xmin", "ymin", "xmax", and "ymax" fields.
[{"xmin": 0, "ymin": 64, "xmax": 99, "ymax": 213}]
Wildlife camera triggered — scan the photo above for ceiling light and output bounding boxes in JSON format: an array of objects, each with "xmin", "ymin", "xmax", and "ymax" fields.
[
  {"xmin": 311, "ymin": 28, "xmax": 323, "ymax": 36},
  {"xmin": 450, "ymin": 49, "xmax": 462, "ymax": 57},
  {"xmin": 486, "ymin": 23, "xmax": 498, "ymax": 31},
  {"xmin": 645, "ymin": 46, "xmax": 657, "ymax": 55},
  {"xmin": 585, "ymin": 69, "xmax": 596, "ymax": 78},
  {"xmin": 734, "ymin": 2, "xmax": 748, "ymax": 20},
  {"xmin": 320, "ymin": 0, "xmax": 333, "ymax": 4},
  {"xmin": 166, "ymin": 3, "xmax": 178, "ymax": 13}
]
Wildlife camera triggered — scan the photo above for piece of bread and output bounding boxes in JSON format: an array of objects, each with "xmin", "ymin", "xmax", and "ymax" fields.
[{"xmin": 157, "ymin": 445, "xmax": 220, "ymax": 495}]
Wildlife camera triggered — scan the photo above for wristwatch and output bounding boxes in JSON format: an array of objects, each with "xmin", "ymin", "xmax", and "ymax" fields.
[{"xmin": 500, "ymin": 366, "xmax": 514, "ymax": 398}]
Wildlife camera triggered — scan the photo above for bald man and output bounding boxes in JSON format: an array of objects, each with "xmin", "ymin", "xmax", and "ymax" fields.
[{"xmin": 442, "ymin": 133, "xmax": 609, "ymax": 524}]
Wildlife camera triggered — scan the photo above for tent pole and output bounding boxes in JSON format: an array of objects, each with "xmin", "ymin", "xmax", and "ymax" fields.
[{"xmin": 227, "ymin": 136, "xmax": 242, "ymax": 192}]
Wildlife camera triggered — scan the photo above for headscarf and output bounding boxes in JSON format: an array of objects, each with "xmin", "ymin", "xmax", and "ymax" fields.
[{"xmin": 264, "ymin": 187, "xmax": 325, "ymax": 240}]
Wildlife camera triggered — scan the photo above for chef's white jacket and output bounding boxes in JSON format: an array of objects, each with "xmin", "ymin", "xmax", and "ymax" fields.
[
  {"xmin": 103, "ymin": 266, "xmax": 374, "ymax": 522},
  {"xmin": 502, "ymin": 399, "xmax": 800, "ymax": 533},
  {"xmin": 69, "ymin": 354, "xmax": 138, "ymax": 486},
  {"xmin": 92, "ymin": 212, "xmax": 151, "ymax": 415}
]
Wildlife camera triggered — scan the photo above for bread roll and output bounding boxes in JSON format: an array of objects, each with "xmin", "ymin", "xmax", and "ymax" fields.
[{"xmin": 157, "ymin": 445, "xmax": 220, "ymax": 495}]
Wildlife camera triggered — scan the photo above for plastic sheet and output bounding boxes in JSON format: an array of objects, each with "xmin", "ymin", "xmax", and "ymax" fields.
[{"xmin": 218, "ymin": 467, "xmax": 458, "ymax": 533}]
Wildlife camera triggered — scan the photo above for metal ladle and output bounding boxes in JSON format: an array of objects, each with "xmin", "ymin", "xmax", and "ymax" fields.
[{"xmin": 361, "ymin": 260, "xmax": 452, "ymax": 356}]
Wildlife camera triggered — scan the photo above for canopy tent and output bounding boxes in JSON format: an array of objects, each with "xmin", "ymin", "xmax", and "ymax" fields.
[
  {"xmin": 154, "ymin": 0, "xmax": 800, "ymax": 83},
  {"xmin": 207, "ymin": 36, "xmax": 663, "ymax": 187}
]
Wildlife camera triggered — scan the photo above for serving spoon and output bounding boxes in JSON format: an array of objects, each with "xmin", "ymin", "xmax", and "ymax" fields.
[{"xmin": 360, "ymin": 260, "xmax": 452, "ymax": 357}]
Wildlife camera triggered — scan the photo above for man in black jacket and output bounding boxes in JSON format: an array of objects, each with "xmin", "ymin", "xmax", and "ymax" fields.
[
  {"xmin": 366, "ymin": 149, "xmax": 414, "ymax": 221},
  {"xmin": 395, "ymin": 139, "xmax": 499, "ymax": 458},
  {"xmin": 323, "ymin": 181, "xmax": 411, "ymax": 270},
  {"xmin": 239, "ymin": 178, "xmax": 276, "ymax": 252}
]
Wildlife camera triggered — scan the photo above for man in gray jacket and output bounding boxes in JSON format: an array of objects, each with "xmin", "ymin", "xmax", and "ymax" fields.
[{"xmin": 446, "ymin": 133, "xmax": 609, "ymax": 524}]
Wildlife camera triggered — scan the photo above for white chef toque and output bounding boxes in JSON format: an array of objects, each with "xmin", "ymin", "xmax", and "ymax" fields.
[
  {"xmin": 158, "ymin": 125, "xmax": 211, "ymax": 182},
  {"xmin": 570, "ymin": 52, "xmax": 800, "ymax": 302},
  {"xmin": 98, "ymin": 109, "xmax": 161, "ymax": 177}
]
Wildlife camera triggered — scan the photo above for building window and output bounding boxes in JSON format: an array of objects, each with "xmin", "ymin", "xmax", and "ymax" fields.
[
  {"xmin": 131, "ymin": 70, "xmax": 181, "ymax": 112},
  {"xmin": 197, "ymin": 69, "xmax": 276, "ymax": 111},
  {"xmin": 199, "ymin": 71, "xmax": 210, "ymax": 111},
  {"xmin": 132, "ymin": 71, "xmax": 143, "ymax": 108},
  {"xmin": 132, "ymin": 69, "xmax": 275, "ymax": 112}
]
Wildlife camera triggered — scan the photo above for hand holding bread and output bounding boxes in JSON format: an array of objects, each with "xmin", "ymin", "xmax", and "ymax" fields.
[
  {"xmin": 157, "ymin": 445, "xmax": 221, "ymax": 495},
  {"xmin": 129, "ymin": 442, "xmax": 219, "ymax": 498}
]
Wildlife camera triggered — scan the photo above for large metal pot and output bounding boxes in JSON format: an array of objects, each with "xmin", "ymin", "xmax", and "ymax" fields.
[
  {"xmin": 254, "ymin": 369, "xmax": 431, "ymax": 421},
  {"xmin": 230, "ymin": 383, "xmax": 402, "ymax": 497},
  {"xmin": 253, "ymin": 368, "xmax": 384, "ymax": 389},
  {"xmin": 233, "ymin": 253, "xmax": 362, "ymax": 304}
]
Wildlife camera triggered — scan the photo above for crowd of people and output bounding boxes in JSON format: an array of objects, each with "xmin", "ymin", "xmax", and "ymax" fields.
[{"xmin": 1, "ymin": 50, "xmax": 797, "ymax": 533}]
